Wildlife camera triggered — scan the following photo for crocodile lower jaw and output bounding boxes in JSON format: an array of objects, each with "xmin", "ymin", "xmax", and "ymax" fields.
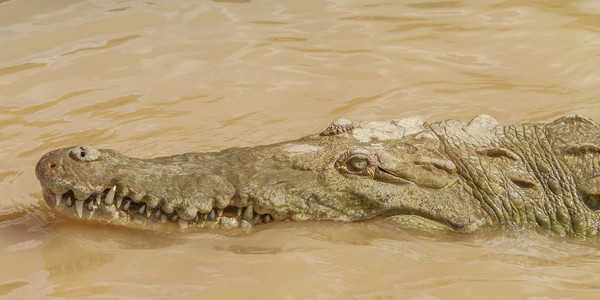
[{"xmin": 41, "ymin": 186, "xmax": 273, "ymax": 230}]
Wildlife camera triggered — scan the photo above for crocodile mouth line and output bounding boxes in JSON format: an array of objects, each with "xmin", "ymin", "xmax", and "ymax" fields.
[{"xmin": 42, "ymin": 185, "xmax": 274, "ymax": 230}]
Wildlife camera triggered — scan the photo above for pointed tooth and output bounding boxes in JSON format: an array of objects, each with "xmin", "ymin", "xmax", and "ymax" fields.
[
  {"xmin": 217, "ymin": 208, "xmax": 223, "ymax": 217},
  {"xmin": 75, "ymin": 200, "xmax": 84, "ymax": 218},
  {"xmin": 104, "ymin": 186, "xmax": 116, "ymax": 205},
  {"xmin": 138, "ymin": 205, "xmax": 146, "ymax": 215},
  {"xmin": 95, "ymin": 194, "xmax": 101, "ymax": 205},
  {"xmin": 178, "ymin": 219, "xmax": 189, "ymax": 229},
  {"xmin": 87, "ymin": 201, "xmax": 94, "ymax": 211},
  {"xmin": 153, "ymin": 209, "xmax": 161, "ymax": 219},
  {"xmin": 122, "ymin": 200, "xmax": 130, "ymax": 211},
  {"xmin": 263, "ymin": 215, "xmax": 271, "ymax": 223},
  {"xmin": 116, "ymin": 196, "xmax": 123, "ymax": 208},
  {"xmin": 160, "ymin": 214, "xmax": 167, "ymax": 223},
  {"xmin": 53, "ymin": 193, "xmax": 63, "ymax": 207},
  {"xmin": 208, "ymin": 209, "xmax": 216, "ymax": 221},
  {"xmin": 170, "ymin": 215, "xmax": 178, "ymax": 222},
  {"xmin": 237, "ymin": 207, "xmax": 243, "ymax": 217},
  {"xmin": 243, "ymin": 203, "xmax": 254, "ymax": 221},
  {"xmin": 146, "ymin": 207, "xmax": 152, "ymax": 218},
  {"xmin": 66, "ymin": 197, "xmax": 73, "ymax": 207}
]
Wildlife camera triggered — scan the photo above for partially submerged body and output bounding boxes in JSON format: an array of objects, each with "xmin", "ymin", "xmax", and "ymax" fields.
[{"xmin": 36, "ymin": 115, "xmax": 600, "ymax": 237}]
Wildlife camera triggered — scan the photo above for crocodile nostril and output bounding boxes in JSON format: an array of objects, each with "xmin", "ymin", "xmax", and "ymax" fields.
[
  {"xmin": 70, "ymin": 145, "xmax": 100, "ymax": 161},
  {"xmin": 49, "ymin": 163, "xmax": 56, "ymax": 169}
]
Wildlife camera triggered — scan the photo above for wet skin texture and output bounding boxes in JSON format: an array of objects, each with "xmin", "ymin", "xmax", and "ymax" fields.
[{"xmin": 36, "ymin": 115, "xmax": 600, "ymax": 237}]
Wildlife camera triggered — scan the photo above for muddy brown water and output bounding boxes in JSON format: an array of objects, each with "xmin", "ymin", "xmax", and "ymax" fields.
[{"xmin": 1, "ymin": 0, "xmax": 600, "ymax": 299}]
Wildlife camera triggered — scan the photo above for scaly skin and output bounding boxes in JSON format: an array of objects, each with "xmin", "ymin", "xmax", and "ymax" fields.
[{"xmin": 35, "ymin": 115, "xmax": 600, "ymax": 237}]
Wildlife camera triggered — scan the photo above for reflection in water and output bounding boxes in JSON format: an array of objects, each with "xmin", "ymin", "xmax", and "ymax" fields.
[
  {"xmin": 42, "ymin": 238, "xmax": 116, "ymax": 289},
  {"xmin": 1, "ymin": 0, "xmax": 600, "ymax": 298}
]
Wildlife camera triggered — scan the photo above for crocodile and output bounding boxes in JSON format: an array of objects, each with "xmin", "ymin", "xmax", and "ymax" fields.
[{"xmin": 35, "ymin": 115, "xmax": 600, "ymax": 237}]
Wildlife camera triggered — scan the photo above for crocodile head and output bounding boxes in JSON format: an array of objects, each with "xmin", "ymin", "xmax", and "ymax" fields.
[{"xmin": 36, "ymin": 117, "xmax": 485, "ymax": 232}]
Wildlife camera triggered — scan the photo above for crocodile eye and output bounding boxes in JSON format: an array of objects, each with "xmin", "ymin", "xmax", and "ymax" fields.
[
  {"xmin": 335, "ymin": 149, "xmax": 375, "ymax": 177},
  {"xmin": 349, "ymin": 157, "xmax": 368, "ymax": 171},
  {"xmin": 70, "ymin": 146, "xmax": 100, "ymax": 162}
]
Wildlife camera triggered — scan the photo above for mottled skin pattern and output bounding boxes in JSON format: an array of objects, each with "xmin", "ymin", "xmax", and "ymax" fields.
[{"xmin": 36, "ymin": 115, "xmax": 600, "ymax": 237}]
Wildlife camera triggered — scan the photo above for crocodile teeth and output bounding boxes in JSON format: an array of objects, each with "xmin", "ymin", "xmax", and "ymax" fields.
[
  {"xmin": 116, "ymin": 196, "xmax": 123, "ymax": 208},
  {"xmin": 87, "ymin": 201, "xmax": 94, "ymax": 211},
  {"xmin": 208, "ymin": 209, "xmax": 216, "ymax": 221},
  {"xmin": 217, "ymin": 209, "xmax": 224, "ymax": 217},
  {"xmin": 122, "ymin": 200, "xmax": 130, "ymax": 211},
  {"xmin": 160, "ymin": 214, "xmax": 167, "ymax": 223},
  {"xmin": 138, "ymin": 205, "xmax": 146, "ymax": 215},
  {"xmin": 178, "ymin": 219, "xmax": 189, "ymax": 229},
  {"xmin": 153, "ymin": 210, "xmax": 161, "ymax": 219},
  {"xmin": 243, "ymin": 203, "xmax": 253, "ymax": 221},
  {"xmin": 146, "ymin": 208, "xmax": 152, "ymax": 218},
  {"xmin": 95, "ymin": 194, "xmax": 101, "ymax": 205},
  {"xmin": 66, "ymin": 197, "xmax": 73, "ymax": 207},
  {"xmin": 54, "ymin": 193, "xmax": 62, "ymax": 207},
  {"xmin": 75, "ymin": 200, "xmax": 84, "ymax": 218},
  {"xmin": 263, "ymin": 215, "xmax": 271, "ymax": 223},
  {"xmin": 104, "ymin": 186, "xmax": 116, "ymax": 205},
  {"xmin": 170, "ymin": 215, "xmax": 178, "ymax": 222}
]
